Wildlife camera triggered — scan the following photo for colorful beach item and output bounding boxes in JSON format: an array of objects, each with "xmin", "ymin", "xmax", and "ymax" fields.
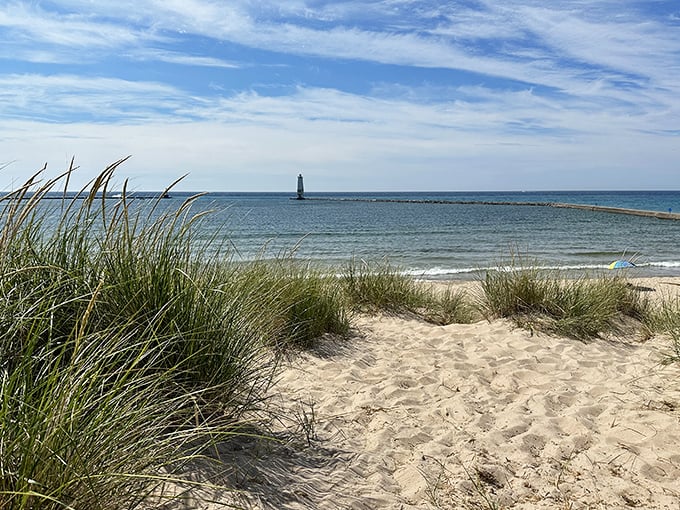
[{"xmin": 608, "ymin": 260, "xmax": 636, "ymax": 269}]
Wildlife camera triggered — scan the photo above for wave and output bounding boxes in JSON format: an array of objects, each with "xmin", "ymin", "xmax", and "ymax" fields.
[
  {"xmin": 404, "ymin": 260, "xmax": 680, "ymax": 279},
  {"xmin": 649, "ymin": 261, "xmax": 680, "ymax": 268},
  {"xmin": 406, "ymin": 263, "xmax": 605, "ymax": 277}
]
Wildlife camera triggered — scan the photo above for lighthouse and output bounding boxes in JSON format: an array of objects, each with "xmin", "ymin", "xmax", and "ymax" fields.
[{"xmin": 296, "ymin": 173, "xmax": 305, "ymax": 200}]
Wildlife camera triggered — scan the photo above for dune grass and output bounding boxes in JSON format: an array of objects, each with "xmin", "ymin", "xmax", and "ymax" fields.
[
  {"xmin": 232, "ymin": 259, "xmax": 350, "ymax": 349},
  {"xmin": 642, "ymin": 293, "xmax": 680, "ymax": 363},
  {"xmin": 341, "ymin": 258, "xmax": 474, "ymax": 325},
  {"xmin": 480, "ymin": 260, "xmax": 650, "ymax": 341},
  {"xmin": 0, "ymin": 161, "xmax": 349, "ymax": 509}
]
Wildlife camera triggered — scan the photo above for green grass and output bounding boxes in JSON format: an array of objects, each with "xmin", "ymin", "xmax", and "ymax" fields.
[
  {"xmin": 341, "ymin": 258, "xmax": 474, "ymax": 325},
  {"xmin": 0, "ymin": 161, "xmax": 349, "ymax": 509},
  {"xmin": 642, "ymin": 293, "xmax": 680, "ymax": 363},
  {"xmin": 1, "ymin": 325, "xmax": 216, "ymax": 510},
  {"xmin": 230, "ymin": 259, "xmax": 350, "ymax": 349},
  {"xmin": 480, "ymin": 260, "xmax": 650, "ymax": 341}
]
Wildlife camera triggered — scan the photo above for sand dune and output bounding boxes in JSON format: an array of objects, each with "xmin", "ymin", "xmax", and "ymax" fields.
[{"xmin": 212, "ymin": 279, "xmax": 680, "ymax": 509}]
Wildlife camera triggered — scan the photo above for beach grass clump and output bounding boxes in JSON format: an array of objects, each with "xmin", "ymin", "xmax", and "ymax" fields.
[
  {"xmin": 2, "ymin": 162, "xmax": 277, "ymax": 415},
  {"xmin": 232, "ymin": 260, "xmax": 351, "ymax": 350},
  {"xmin": 341, "ymin": 258, "xmax": 427, "ymax": 313},
  {"xmin": 480, "ymin": 264, "xmax": 559, "ymax": 319},
  {"xmin": 421, "ymin": 286, "xmax": 477, "ymax": 325},
  {"xmin": 642, "ymin": 294, "xmax": 680, "ymax": 363},
  {"xmin": 340, "ymin": 258, "xmax": 474, "ymax": 324},
  {"xmin": 0, "ymin": 160, "xmax": 301, "ymax": 508},
  {"xmin": 91, "ymin": 214, "xmax": 282, "ymax": 413},
  {"xmin": 0, "ymin": 324, "xmax": 224, "ymax": 510},
  {"xmin": 480, "ymin": 262, "xmax": 648, "ymax": 340}
]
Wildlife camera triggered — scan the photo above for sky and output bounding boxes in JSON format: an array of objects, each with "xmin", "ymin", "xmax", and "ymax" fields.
[{"xmin": 0, "ymin": 1, "xmax": 679, "ymax": 192}]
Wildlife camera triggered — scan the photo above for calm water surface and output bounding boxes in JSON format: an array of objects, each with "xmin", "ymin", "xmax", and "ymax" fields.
[{"xmin": 167, "ymin": 190, "xmax": 680, "ymax": 280}]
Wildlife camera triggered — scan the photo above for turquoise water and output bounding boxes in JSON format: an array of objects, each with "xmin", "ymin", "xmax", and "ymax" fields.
[{"xmin": 160, "ymin": 190, "xmax": 680, "ymax": 280}]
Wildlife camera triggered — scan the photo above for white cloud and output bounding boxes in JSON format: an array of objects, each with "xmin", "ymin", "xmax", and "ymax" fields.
[
  {"xmin": 0, "ymin": 2, "xmax": 151, "ymax": 50},
  {"xmin": 0, "ymin": 74, "xmax": 193, "ymax": 122},
  {"xmin": 4, "ymin": 1, "xmax": 679, "ymax": 105},
  {"xmin": 516, "ymin": 6, "xmax": 680, "ymax": 78},
  {"xmin": 132, "ymin": 49, "xmax": 241, "ymax": 69},
  {"xmin": 0, "ymin": 84, "xmax": 677, "ymax": 191},
  {"xmin": 1, "ymin": 1, "xmax": 678, "ymax": 191},
  {"xmin": 1, "ymin": 114, "xmax": 673, "ymax": 192}
]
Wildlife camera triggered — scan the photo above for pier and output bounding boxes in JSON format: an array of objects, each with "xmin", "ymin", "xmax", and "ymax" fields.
[
  {"xmin": 548, "ymin": 202, "xmax": 680, "ymax": 220},
  {"xmin": 302, "ymin": 197, "xmax": 680, "ymax": 221}
]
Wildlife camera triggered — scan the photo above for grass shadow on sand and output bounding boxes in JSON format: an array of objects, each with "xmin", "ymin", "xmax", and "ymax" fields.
[{"xmin": 163, "ymin": 425, "xmax": 355, "ymax": 509}]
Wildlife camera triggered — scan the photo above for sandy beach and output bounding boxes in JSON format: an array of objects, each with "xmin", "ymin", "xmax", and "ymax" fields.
[{"xmin": 213, "ymin": 278, "xmax": 680, "ymax": 509}]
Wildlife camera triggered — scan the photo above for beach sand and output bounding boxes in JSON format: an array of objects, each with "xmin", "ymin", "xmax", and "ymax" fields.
[{"xmin": 210, "ymin": 278, "xmax": 680, "ymax": 509}]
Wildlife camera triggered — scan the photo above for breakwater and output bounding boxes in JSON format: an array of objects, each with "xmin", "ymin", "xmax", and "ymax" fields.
[{"xmin": 304, "ymin": 197, "xmax": 680, "ymax": 221}]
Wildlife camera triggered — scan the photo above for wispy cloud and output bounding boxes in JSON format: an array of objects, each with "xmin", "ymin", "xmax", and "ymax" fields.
[
  {"xmin": 0, "ymin": 74, "xmax": 192, "ymax": 122},
  {"xmin": 0, "ymin": 0, "xmax": 678, "ymax": 190},
  {"xmin": 4, "ymin": 1, "xmax": 679, "ymax": 93},
  {"xmin": 1, "ymin": 71, "xmax": 663, "ymax": 139},
  {"xmin": 132, "ymin": 49, "xmax": 241, "ymax": 69},
  {"xmin": 0, "ymin": 2, "xmax": 155, "ymax": 63}
]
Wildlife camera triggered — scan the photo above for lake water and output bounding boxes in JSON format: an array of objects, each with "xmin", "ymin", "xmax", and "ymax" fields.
[{"xmin": 161, "ymin": 190, "xmax": 680, "ymax": 280}]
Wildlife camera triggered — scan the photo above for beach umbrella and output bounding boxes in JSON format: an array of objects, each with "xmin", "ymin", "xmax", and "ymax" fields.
[{"xmin": 608, "ymin": 260, "xmax": 636, "ymax": 270}]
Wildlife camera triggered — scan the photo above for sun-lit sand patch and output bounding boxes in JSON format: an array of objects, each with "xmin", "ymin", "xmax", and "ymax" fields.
[{"xmin": 212, "ymin": 278, "xmax": 680, "ymax": 509}]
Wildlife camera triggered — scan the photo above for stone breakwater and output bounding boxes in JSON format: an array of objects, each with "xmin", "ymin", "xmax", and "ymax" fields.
[{"xmin": 304, "ymin": 197, "xmax": 680, "ymax": 221}]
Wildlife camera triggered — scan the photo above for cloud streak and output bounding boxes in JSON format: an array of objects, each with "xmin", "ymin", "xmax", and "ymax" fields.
[{"xmin": 0, "ymin": 0, "xmax": 678, "ymax": 190}]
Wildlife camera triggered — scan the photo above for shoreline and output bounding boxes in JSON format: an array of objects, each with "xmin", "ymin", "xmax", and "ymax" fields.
[{"xmin": 412, "ymin": 266, "xmax": 680, "ymax": 282}]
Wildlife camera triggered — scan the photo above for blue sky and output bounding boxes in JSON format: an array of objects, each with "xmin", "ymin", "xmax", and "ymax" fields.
[{"xmin": 1, "ymin": 1, "xmax": 679, "ymax": 191}]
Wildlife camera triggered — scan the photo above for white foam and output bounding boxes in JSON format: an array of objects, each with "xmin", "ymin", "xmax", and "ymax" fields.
[{"xmin": 648, "ymin": 261, "xmax": 680, "ymax": 268}]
